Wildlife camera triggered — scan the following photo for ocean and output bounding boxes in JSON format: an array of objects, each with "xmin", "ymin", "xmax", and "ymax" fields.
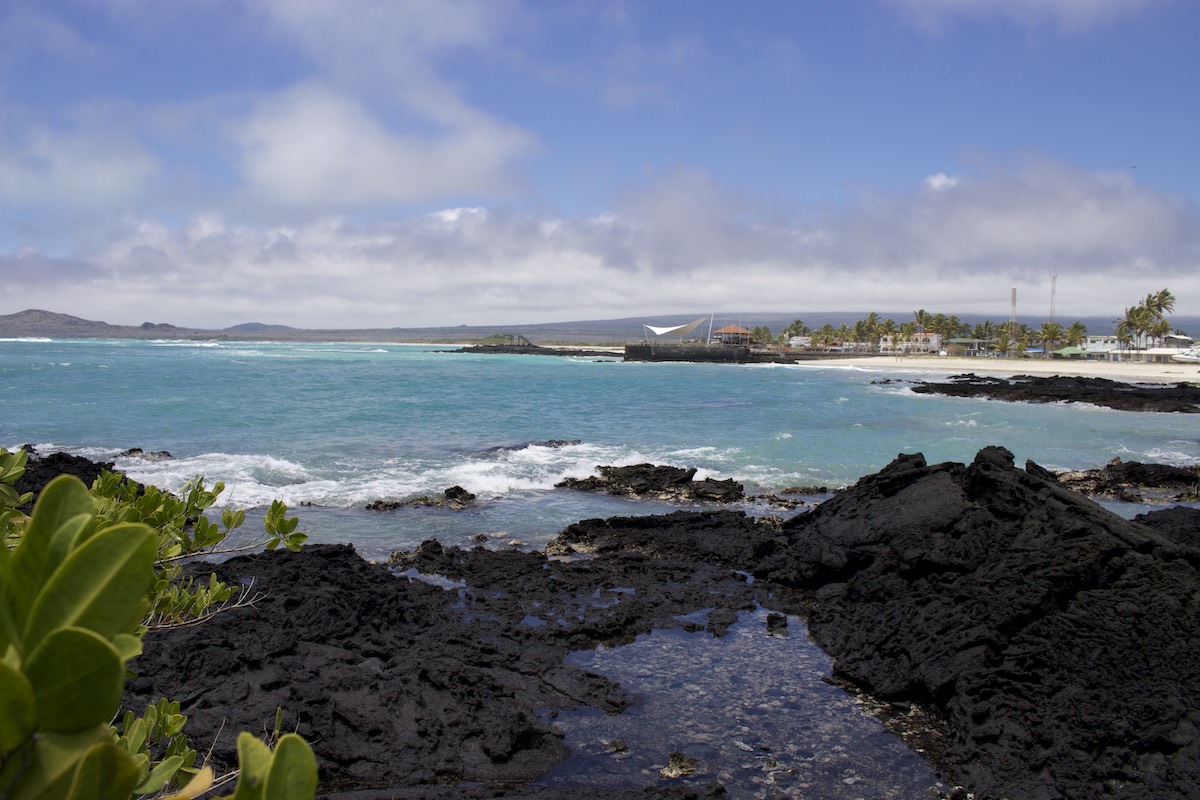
[
  {"xmin": 5, "ymin": 336, "xmax": 1198, "ymax": 797},
  {"xmin": 4, "ymin": 337, "xmax": 1197, "ymax": 562}
]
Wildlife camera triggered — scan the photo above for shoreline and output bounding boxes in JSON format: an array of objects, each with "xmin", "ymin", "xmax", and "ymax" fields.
[{"xmin": 801, "ymin": 354, "xmax": 1200, "ymax": 384}]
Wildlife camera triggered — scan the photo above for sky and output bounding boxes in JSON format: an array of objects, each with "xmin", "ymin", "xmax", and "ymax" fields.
[{"xmin": 2, "ymin": 0, "xmax": 1199, "ymax": 330}]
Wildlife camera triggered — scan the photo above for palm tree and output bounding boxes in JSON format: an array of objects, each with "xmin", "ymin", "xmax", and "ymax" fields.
[
  {"xmin": 1145, "ymin": 289, "xmax": 1176, "ymax": 319},
  {"xmin": 879, "ymin": 319, "xmax": 898, "ymax": 353},
  {"xmin": 993, "ymin": 329, "xmax": 1012, "ymax": 356},
  {"xmin": 1121, "ymin": 305, "xmax": 1155, "ymax": 356},
  {"xmin": 1150, "ymin": 317, "xmax": 1173, "ymax": 347},
  {"xmin": 1040, "ymin": 321, "xmax": 1065, "ymax": 357},
  {"xmin": 783, "ymin": 319, "xmax": 809, "ymax": 339},
  {"xmin": 1065, "ymin": 321, "xmax": 1088, "ymax": 348}
]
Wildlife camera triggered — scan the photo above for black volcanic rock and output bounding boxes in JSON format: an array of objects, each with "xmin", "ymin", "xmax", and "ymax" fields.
[
  {"xmin": 14, "ymin": 448, "xmax": 114, "ymax": 508},
  {"xmin": 36, "ymin": 441, "xmax": 1195, "ymax": 799},
  {"xmin": 367, "ymin": 485, "xmax": 477, "ymax": 510},
  {"xmin": 556, "ymin": 464, "xmax": 745, "ymax": 503},
  {"xmin": 125, "ymin": 539, "xmax": 758, "ymax": 795},
  {"xmin": 1057, "ymin": 458, "xmax": 1200, "ymax": 502},
  {"xmin": 909, "ymin": 372, "xmax": 1200, "ymax": 412},
  {"xmin": 1135, "ymin": 505, "xmax": 1200, "ymax": 544},
  {"xmin": 755, "ymin": 446, "xmax": 1200, "ymax": 800}
]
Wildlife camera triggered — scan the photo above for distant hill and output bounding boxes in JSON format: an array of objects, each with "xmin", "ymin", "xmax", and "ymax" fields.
[
  {"xmin": 2, "ymin": 308, "xmax": 1196, "ymax": 345},
  {"xmin": 224, "ymin": 322, "xmax": 296, "ymax": 333}
]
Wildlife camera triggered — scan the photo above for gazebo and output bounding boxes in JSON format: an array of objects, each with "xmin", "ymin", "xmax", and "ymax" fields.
[{"xmin": 712, "ymin": 324, "xmax": 753, "ymax": 346}]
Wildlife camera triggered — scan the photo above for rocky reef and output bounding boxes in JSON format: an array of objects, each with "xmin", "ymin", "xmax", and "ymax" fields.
[
  {"xmin": 59, "ymin": 445, "xmax": 1200, "ymax": 798},
  {"xmin": 556, "ymin": 463, "xmax": 745, "ymax": 503},
  {"xmin": 907, "ymin": 373, "xmax": 1200, "ymax": 412}
]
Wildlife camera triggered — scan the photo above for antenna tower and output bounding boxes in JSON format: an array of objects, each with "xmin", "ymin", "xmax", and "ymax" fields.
[
  {"xmin": 1009, "ymin": 287, "xmax": 1017, "ymax": 356},
  {"xmin": 1050, "ymin": 273, "xmax": 1057, "ymax": 323}
]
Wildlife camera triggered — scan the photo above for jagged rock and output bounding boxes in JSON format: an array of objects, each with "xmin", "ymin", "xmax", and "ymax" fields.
[
  {"xmin": 909, "ymin": 373, "xmax": 1200, "ymax": 412},
  {"xmin": 14, "ymin": 448, "xmax": 114, "ymax": 508},
  {"xmin": 125, "ymin": 537, "xmax": 758, "ymax": 795},
  {"xmin": 1134, "ymin": 505, "xmax": 1200, "ymax": 544},
  {"xmin": 556, "ymin": 464, "xmax": 744, "ymax": 503},
  {"xmin": 367, "ymin": 485, "xmax": 477, "ymax": 511},
  {"xmin": 1056, "ymin": 457, "xmax": 1199, "ymax": 502},
  {"xmin": 756, "ymin": 446, "xmax": 1200, "ymax": 800}
]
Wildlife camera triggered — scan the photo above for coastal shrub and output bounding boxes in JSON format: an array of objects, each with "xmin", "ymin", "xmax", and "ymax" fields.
[
  {"xmin": 0, "ymin": 447, "xmax": 33, "ymax": 535},
  {"xmin": 0, "ymin": 474, "xmax": 316, "ymax": 799}
]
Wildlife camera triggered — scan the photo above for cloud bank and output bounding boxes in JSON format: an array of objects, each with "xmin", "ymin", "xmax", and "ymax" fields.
[{"xmin": 7, "ymin": 158, "xmax": 1198, "ymax": 328}]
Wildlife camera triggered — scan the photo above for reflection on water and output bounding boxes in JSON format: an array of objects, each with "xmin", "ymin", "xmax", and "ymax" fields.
[{"xmin": 539, "ymin": 608, "xmax": 946, "ymax": 799}]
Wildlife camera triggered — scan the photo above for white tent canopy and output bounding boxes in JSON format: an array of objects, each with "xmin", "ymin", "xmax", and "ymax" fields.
[{"xmin": 644, "ymin": 315, "xmax": 711, "ymax": 338}]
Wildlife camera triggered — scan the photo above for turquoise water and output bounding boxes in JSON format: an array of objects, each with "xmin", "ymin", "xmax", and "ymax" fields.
[
  {"xmin": 6, "ymin": 336, "xmax": 1196, "ymax": 796},
  {"xmin": 3, "ymin": 337, "xmax": 1197, "ymax": 560}
]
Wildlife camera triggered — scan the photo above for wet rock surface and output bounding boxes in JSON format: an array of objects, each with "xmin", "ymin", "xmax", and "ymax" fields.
[
  {"xmin": 41, "ymin": 443, "xmax": 1191, "ymax": 799},
  {"xmin": 1056, "ymin": 457, "xmax": 1200, "ymax": 502},
  {"xmin": 908, "ymin": 372, "xmax": 1200, "ymax": 412},
  {"xmin": 366, "ymin": 485, "xmax": 477, "ymax": 510},
  {"xmin": 124, "ymin": 538, "xmax": 760, "ymax": 797},
  {"xmin": 556, "ymin": 464, "xmax": 746, "ymax": 503}
]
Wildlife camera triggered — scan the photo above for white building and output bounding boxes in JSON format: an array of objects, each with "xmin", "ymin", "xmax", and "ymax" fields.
[{"xmin": 880, "ymin": 333, "xmax": 942, "ymax": 354}]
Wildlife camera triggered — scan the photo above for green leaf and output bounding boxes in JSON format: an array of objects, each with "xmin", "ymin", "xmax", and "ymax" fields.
[
  {"xmin": 134, "ymin": 753, "xmax": 185, "ymax": 795},
  {"xmin": 0, "ymin": 659, "xmax": 36, "ymax": 753},
  {"xmin": 112, "ymin": 632, "xmax": 144, "ymax": 662},
  {"xmin": 230, "ymin": 732, "xmax": 274, "ymax": 800},
  {"xmin": 262, "ymin": 734, "xmax": 317, "ymax": 800},
  {"xmin": 3, "ymin": 728, "xmax": 109, "ymax": 800},
  {"xmin": 6, "ymin": 476, "xmax": 95, "ymax": 634},
  {"xmin": 24, "ymin": 522, "xmax": 155, "ymax": 655},
  {"xmin": 27, "ymin": 627, "xmax": 125, "ymax": 732},
  {"xmin": 65, "ymin": 739, "xmax": 140, "ymax": 800}
]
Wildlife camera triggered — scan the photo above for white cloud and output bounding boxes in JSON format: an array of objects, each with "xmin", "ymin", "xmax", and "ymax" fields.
[
  {"xmin": 0, "ymin": 126, "xmax": 159, "ymax": 210},
  {"xmin": 6, "ymin": 158, "xmax": 1198, "ymax": 328},
  {"xmin": 923, "ymin": 172, "xmax": 959, "ymax": 191},
  {"xmin": 234, "ymin": 82, "xmax": 529, "ymax": 209}
]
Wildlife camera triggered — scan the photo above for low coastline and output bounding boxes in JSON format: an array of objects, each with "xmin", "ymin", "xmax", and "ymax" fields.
[
  {"xmin": 796, "ymin": 353, "xmax": 1200, "ymax": 384},
  {"xmin": 13, "ymin": 445, "xmax": 1186, "ymax": 799}
]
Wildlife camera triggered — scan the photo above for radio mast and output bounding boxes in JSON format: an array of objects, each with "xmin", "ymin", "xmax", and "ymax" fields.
[
  {"xmin": 1009, "ymin": 287, "xmax": 1018, "ymax": 356},
  {"xmin": 1050, "ymin": 273, "xmax": 1057, "ymax": 323}
]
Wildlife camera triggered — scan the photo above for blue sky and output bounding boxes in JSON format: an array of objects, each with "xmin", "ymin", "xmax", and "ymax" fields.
[{"xmin": 2, "ymin": 0, "xmax": 1198, "ymax": 329}]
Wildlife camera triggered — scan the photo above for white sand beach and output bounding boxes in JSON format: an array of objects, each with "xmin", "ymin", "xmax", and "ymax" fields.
[{"xmin": 814, "ymin": 355, "xmax": 1200, "ymax": 384}]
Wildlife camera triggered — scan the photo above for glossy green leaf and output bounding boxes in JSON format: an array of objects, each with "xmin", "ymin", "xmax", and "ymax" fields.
[
  {"xmin": 27, "ymin": 627, "xmax": 124, "ymax": 732},
  {"xmin": 230, "ymin": 732, "xmax": 273, "ymax": 800},
  {"xmin": 65, "ymin": 740, "xmax": 140, "ymax": 800},
  {"xmin": 0, "ymin": 659, "xmax": 36, "ymax": 753},
  {"xmin": 262, "ymin": 734, "xmax": 317, "ymax": 800},
  {"xmin": 24, "ymin": 522, "xmax": 155, "ymax": 655},
  {"xmin": 8, "ymin": 477, "xmax": 95, "ymax": 622},
  {"xmin": 135, "ymin": 753, "xmax": 185, "ymax": 795},
  {"xmin": 4, "ymin": 728, "xmax": 108, "ymax": 800}
]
